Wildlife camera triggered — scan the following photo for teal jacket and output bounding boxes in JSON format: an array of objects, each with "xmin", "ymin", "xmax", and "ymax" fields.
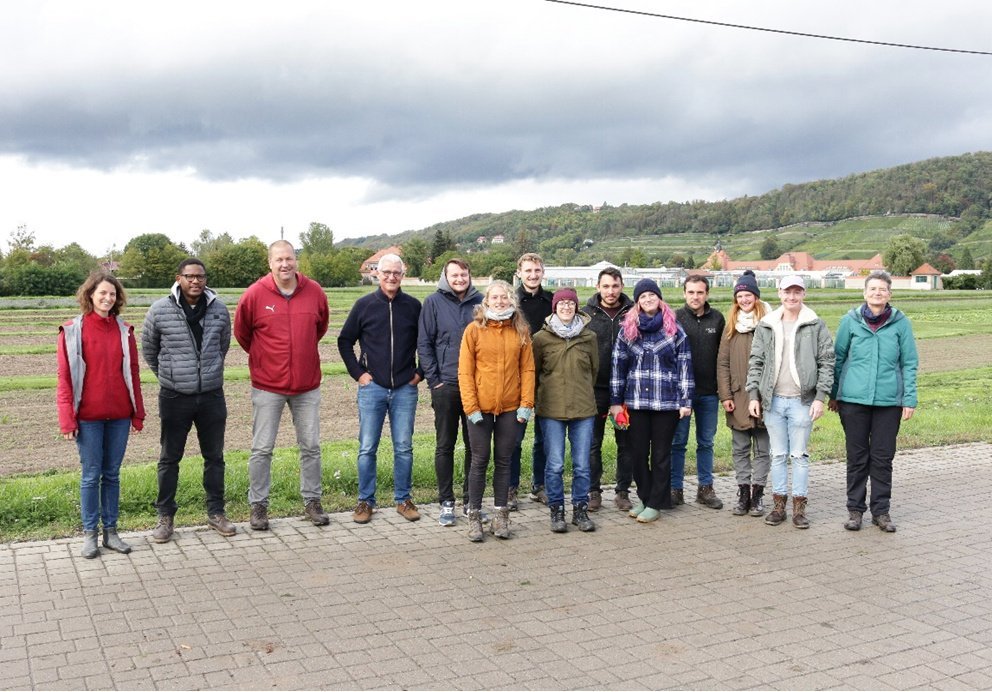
[{"xmin": 831, "ymin": 305, "xmax": 918, "ymax": 408}]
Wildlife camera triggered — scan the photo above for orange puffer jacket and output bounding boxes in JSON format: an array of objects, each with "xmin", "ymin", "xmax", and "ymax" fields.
[{"xmin": 458, "ymin": 319, "xmax": 535, "ymax": 416}]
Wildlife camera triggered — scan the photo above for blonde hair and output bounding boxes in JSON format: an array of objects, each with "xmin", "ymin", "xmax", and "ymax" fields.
[{"xmin": 473, "ymin": 279, "xmax": 531, "ymax": 344}]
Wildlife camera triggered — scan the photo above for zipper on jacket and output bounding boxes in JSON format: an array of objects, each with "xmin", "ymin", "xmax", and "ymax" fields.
[{"xmin": 389, "ymin": 300, "xmax": 395, "ymax": 389}]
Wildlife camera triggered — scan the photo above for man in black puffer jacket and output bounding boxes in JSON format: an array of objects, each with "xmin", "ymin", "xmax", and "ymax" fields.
[{"xmin": 142, "ymin": 258, "xmax": 233, "ymax": 542}]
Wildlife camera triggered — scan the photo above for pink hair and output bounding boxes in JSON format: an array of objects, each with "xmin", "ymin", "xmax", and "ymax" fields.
[{"xmin": 621, "ymin": 300, "xmax": 678, "ymax": 342}]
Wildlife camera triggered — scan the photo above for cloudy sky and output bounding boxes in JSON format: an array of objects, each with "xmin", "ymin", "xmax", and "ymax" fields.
[{"xmin": 2, "ymin": 0, "xmax": 990, "ymax": 256}]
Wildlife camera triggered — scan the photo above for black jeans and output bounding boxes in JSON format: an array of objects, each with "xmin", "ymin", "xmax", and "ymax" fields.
[
  {"xmin": 156, "ymin": 388, "xmax": 227, "ymax": 516},
  {"xmin": 839, "ymin": 402, "xmax": 902, "ymax": 516},
  {"xmin": 590, "ymin": 409, "xmax": 632, "ymax": 493},
  {"xmin": 466, "ymin": 412, "xmax": 522, "ymax": 510},
  {"xmin": 627, "ymin": 409, "xmax": 679, "ymax": 510},
  {"xmin": 431, "ymin": 383, "xmax": 471, "ymax": 504}
]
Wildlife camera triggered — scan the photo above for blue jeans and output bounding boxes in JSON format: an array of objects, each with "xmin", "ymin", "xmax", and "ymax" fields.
[
  {"xmin": 357, "ymin": 381, "xmax": 418, "ymax": 505},
  {"xmin": 76, "ymin": 418, "xmax": 131, "ymax": 530},
  {"xmin": 541, "ymin": 417, "xmax": 594, "ymax": 506},
  {"xmin": 763, "ymin": 396, "xmax": 813, "ymax": 497},
  {"xmin": 671, "ymin": 394, "xmax": 719, "ymax": 489},
  {"xmin": 510, "ymin": 416, "xmax": 546, "ymax": 491}
]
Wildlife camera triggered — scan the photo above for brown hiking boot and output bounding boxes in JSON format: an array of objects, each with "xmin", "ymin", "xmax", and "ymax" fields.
[
  {"xmin": 588, "ymin": 490, "xmax": 602, "ymax": 511},
  {"xmin": 671, "ymin": 488, "xmax": 684, "ymax": 505},
  {"xmin": 304, "ymin": 499, "xmax": 330, "ymax": 526},
  {"xmin": 151, "ymin": 515, "xmax": 174, "ymax": 543},
  {"xmin": 467, "ymin": 509, "xmax": 484, "ymax": 542},
  {"xmin": 614, "ymin": 490, "xmax": 633, "ymax": 511},
  {"xmin": 208, "ymin": 513, "xmax": 236, "ymax": 536},
  {"xmin": 792, "ymin": 496, "xmax": 810, "ymax": 529},
  {"xmin": 696, "ymin": 485, "xmax": 724, "ymax": 510},
  {"xmin": 872, "ymin": 513, "xmax": 896, "ymax": 533},
  {"xmin": 249, "ymin": 503, "xmax": 269, "ymax": 531},
  {"xmin": 506, "ymin": 486, "xmax": 519, "ymax": 512},
  {"xmin": 765, "ymin": 494, "xmax": 788, "ymax": 526},
  {"xmin": 352, "ymin": 501, "xmax": 373, "ymax": 524},
  {"xmin": 396, "ymin": 499, "xmax": 421, "ymax": 522},
  {"xmin": 490, "ymin": 507, "xmax": 511, "ymax": 539}
]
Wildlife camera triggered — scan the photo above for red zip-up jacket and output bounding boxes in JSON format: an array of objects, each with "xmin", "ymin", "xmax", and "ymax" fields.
[{"xmin": 234, "ymin": 272, "xmax": 329, "ymax": 396}]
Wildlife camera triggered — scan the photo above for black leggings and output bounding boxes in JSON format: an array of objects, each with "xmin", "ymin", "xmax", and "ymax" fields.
[
  {"xmin": 627, "ymin": 409, "xmax": 679, "ymax": 510},
  {"xmin": 466, "ymin": 412, "xmax": 522, "ymax": 509}
]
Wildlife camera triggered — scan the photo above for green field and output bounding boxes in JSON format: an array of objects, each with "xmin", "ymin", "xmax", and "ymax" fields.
[{"xmin": 1, "ymin": 285, "xmax": 990, "ymax": 542}]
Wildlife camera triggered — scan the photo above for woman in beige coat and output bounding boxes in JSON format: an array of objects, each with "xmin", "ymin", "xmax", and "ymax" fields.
[{"xmin": 716, "ymin": 271, "xmax": 771, "ymax": 516}]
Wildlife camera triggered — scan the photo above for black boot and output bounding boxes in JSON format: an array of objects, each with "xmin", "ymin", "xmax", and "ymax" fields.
[
  {"xmin": 731, "ymin": 484, "xmax": 751, "ymax": 515},
  {"xmin": 749, "ymin": 484, "xmax": 765, "ymax": 517},
  {"xmin": 571, "ymin": 503, "xmax": 595, "ymax": 532},
  {"xmin": 549, "ymin": 505, "xmax": 567, "ymax": 533}
]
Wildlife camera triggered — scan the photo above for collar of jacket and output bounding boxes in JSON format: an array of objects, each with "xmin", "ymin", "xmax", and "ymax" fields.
[{"xmin": 761, "ymin": 304, "xmax": 820, "ymax": 327}]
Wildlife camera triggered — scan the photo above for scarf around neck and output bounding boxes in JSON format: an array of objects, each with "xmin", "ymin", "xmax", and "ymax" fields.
[
  {"xmin": 548, "ymin": 314, "xmax": 584, "ymax": 339},
  {"xmin": 638, "ymin": 310, "xmax": 664, "ymax": 334},
  {"xmin": 861, "ymin": 303, "xmax": 892, "ymax": 332},
  {"xmin": 735, "ymin": 309, "xmax": 759, "ymax": 333},
  {"xmin": 179, "ymin": 295, "xmax": 207, "ymax": 351},
  {"xmin": 485, "ymin": 306, "xmax": 515, "ymax": 322}
]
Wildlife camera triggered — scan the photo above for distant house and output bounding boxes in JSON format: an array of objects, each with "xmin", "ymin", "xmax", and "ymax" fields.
[
  {"xmin": 909, "ymin": 263, "xmax": 943, "ymax": 290},
  {"xmin": 706, "ymin": 250, "xmax": 891, "ymax": 289},
  {"xmin": 360, "ymin": 245, "xmax": 403, "ymax": 282},
  {"xmin": 476, "ymin": 235, "xmax": 488, "ymax": 245},
  {"xmin": 491, "ymin": 235, "xmax": 505, "ymax": 245}
]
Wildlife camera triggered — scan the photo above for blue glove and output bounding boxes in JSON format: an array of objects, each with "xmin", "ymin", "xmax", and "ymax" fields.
[
  {"xmin": 516, "ymin": 407, "xmax": 533, "ymax": 422},
  {"xmin": 468, "ymin": 411, "xmax": 483, "ymax": 424}
]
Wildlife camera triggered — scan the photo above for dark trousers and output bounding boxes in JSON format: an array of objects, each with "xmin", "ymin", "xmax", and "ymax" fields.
[
  {"xmin": 156, "ymin": 388, "xmax": 227, "ymax": 516},
  {"xmin": 431, "ymin": 384, "xmax": 471, "ymax": 504},
  {"xmin": 590, "ymin": 409, "xmax": 632, "ymax": 493},
  {"xmin": 627, "ymin": 409, "xmax": 679, "ymax": 510},
  {"xmin": 840, "ymin": 402, "xmax": 902, "ymax": 516},
  {"xmin": 466, "ymin": 412, "xmax": 522, "ymax": 510}
]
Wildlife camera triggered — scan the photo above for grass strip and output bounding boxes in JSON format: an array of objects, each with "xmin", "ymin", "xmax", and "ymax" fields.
[{"xmin": 2, "ymin": 367, "xmax": 989, "ymax": 542}]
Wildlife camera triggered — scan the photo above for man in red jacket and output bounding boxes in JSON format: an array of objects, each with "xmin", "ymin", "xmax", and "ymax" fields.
[{"xmin": 234, "ymin": 240, "xmax": 330, "ymax": 531}]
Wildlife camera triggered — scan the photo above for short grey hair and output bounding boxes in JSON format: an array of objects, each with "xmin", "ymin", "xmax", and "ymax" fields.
[
  {"xmin": 864, "ymin": 270, "xmax": 892, "ymax": 289},
  {"xmin": 378, "ymin": 253, "xmax": 405, "ymax": 272}
]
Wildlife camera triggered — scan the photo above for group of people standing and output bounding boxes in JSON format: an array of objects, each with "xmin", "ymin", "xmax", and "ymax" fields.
[{"xmin": 55, "ymin": 243, "xmax": 918, "ymax": 556}]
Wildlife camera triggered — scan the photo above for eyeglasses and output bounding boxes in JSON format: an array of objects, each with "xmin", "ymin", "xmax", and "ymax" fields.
[
  {"xmin": 379, "ymin": 270, "xmax": 403, "ymax": 278},
  {"xmin": 556, "ymin": 301, "xmax": 577, "ymax": 308},
  {"xmin": 180, "ymin": 274, "xmax": 207, "ymax": 282}
]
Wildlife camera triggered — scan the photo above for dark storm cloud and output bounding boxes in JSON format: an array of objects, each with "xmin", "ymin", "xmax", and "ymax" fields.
[{"xmin": 1, "ymin": 16, "xmax": 989, "ymax": 202}]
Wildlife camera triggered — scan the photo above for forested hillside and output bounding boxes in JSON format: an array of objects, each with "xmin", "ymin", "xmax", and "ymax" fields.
[{"xmin": 343, "ymin": 151, "xmax": 992, "ymax": 272}]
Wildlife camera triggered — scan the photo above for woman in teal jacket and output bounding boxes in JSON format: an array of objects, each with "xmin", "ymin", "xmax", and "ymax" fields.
[{"xmin": 829, "ymin": 271, "xmax": 918, "ymax": 534}]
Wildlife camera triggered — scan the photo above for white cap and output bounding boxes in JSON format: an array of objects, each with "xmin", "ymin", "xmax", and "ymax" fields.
[{"xmin": 779, "ymin": 274, "xmax": 805, "ymax": 290}]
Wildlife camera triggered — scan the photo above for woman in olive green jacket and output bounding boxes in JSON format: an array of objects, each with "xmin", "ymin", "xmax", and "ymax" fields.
[
  {"xmin": 829, "ymin": 271, "xmax": 918, "ymax": 534},
  {"xmin": 532, "ymin": 288, "xmax": 599, "ymax": 533}
]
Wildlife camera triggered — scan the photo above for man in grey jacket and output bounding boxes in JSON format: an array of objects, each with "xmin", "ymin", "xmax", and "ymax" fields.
[{"xmin": 142, "ymin": 258, "xmax": 234, "ymax": 542}]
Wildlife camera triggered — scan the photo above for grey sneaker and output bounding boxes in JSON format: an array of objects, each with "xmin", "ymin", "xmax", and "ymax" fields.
[
  {"xmin": 304, "ymin": 499, "xmax": 330, "ymax": 526},
  {"xmin": 151, "ymin": 515, "xmax": 174, "ymax": 543},
  {"xmin": 438, "ymin": 501, "xmax": 456, "ymax": 527},
  {"xmin": 208, "ymin": 513, "xmax": 237, "ymax": 536},
  {"xmin": 463, "ymin": 505, "xmax": 490, "ymax": 523}
]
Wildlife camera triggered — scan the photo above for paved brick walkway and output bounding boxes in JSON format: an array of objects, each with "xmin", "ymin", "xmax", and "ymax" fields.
[{"xmin": 2, "ymin": 442, "xmax": 991, "ymax": 690}]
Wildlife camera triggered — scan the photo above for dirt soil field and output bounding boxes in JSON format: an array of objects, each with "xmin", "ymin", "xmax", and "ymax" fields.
[{"xmin": 1, "ymin": 334, "xmax": 988, "ymax": 477}]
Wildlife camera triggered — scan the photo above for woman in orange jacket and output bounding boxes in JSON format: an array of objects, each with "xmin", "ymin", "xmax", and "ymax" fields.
[{"xmin": 458, "ymin": 280, "xmax": 535, "ymax": 542}]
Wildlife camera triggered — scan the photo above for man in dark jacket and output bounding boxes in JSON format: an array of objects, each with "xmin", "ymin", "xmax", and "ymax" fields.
[
  {"xmin": 511, "ymin": 252, "xmax": 552, "ymax": 508},
  {"xmin": 417, "ymin": 259, "xmax": 482, "ymax": 526},
  {"xmin": 339, "ymin": 253, "xmax": 423, "ymax": 525},
  {"xmin": 235, "ymin": 240, "xmax": 330, "ymax": 531},
  {"xmin": 672, "ymin": 274, "xmax": 726, "ymax": 509},
  {"xmin": 142, "ymin": 258, "xmax": 234, "ymax": 542},
  {"xmin": 580, "ymin": 266, "xmax": 634, "ymax": 511}
]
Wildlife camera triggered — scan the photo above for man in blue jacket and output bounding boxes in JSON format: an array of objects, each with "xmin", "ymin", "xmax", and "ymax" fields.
[
  {"xmin": 417, "ymin": 259, "xmax": 482, "ymax": 526},
  {"xmin": 338, "ymin": 254, "xmax": 423, "ymax": 525},
  {"xmin": 142, "ymin": 258, "xmax": 234, "ymax": 542}
]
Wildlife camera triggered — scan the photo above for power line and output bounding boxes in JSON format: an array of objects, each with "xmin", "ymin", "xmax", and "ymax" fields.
[{"xmin": 545, "ymin": 0, "xmax": 992, "ymax": 56}]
